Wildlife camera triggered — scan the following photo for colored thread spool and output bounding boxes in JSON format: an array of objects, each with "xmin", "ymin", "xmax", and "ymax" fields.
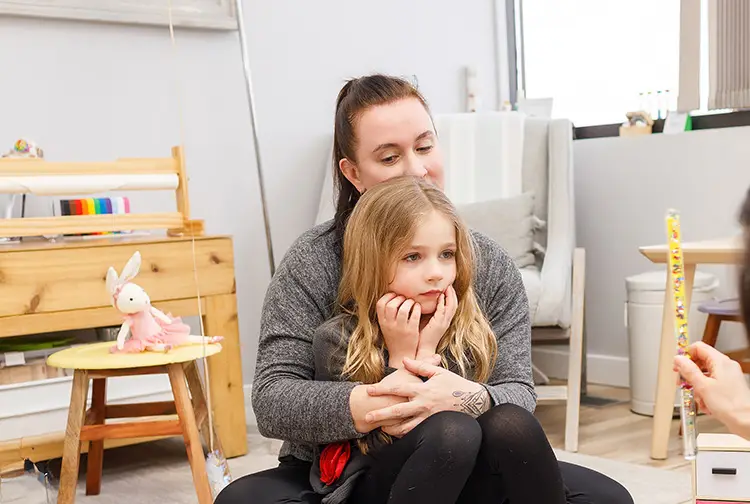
[{"xmin": 58, "ymin": 197, "xmax": 131, "ymax": 236}]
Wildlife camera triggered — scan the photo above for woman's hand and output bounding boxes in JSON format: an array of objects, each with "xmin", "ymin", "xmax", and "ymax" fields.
[
  {"xmin": 349, "ymin": 355, "xmax": 441, "ymax": 434},
  {"xmin": 376, "ymin": 293, "xmax": 421, "ymax": 368},
  {"xmin": 674, "ymin": 341, "xmax": 750, "ymax": 438},
  {"xmin": 366, "ymin": 358, "xmax": 491, "ymax": 438},
  {"xmin": 416, "ymin": 285, "xmax": 458, "ymax": 361}
]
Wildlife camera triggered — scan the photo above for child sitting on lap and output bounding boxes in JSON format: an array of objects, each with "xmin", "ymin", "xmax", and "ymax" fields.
[{"xmin": 309, "ymin": 175, "xmax": 497, "ymax": 503}]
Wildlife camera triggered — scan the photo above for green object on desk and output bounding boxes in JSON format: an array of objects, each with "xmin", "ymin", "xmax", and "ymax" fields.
[
  {"xmin": 0, "ymin": 335, "xmax": 75, "ymax": 352},
  {"xmin": 663, "ymin": 111, "xmax": 693, "ymax": 133}
]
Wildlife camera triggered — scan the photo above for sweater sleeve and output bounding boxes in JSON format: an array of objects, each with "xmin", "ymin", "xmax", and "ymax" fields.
[
  {"xmin": 251, "ymin": 241, "xmax": 364, "ymax": 445},
  {"xmin": 473, "ymin": 233, "xmax": 538, "ymax": 413}
]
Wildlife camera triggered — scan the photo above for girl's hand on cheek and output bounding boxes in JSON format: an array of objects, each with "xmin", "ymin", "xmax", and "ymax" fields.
[
  {"xmin": 416, "ymin": 285, "xmax": 457, "ymax": 360},
  {"xmin": 376, "ymin": 292, "xmax": 421, "ymax": 368}
]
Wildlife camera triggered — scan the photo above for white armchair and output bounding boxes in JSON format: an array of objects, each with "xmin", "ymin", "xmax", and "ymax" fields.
[
  {"xmin": 432, "ymin": 112, "xmax": 584, "ymax": 453},
  {"xmin": 522, "ymin": 117, "xmax": 584, "ymax": 454}
]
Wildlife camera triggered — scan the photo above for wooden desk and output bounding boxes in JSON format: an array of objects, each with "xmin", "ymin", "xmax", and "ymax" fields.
[
  {"xmin": 639, "ymin": 236, "xmax": 743, "ymax": 460},
  {"xmin": 0, "ymin": 234, "xmax": 247, "ymax": 467}
]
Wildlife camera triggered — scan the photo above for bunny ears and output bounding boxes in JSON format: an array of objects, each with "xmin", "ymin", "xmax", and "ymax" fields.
[{"xmin": 106, "ymin": 251, "xmax": 142, "ymax": 304}]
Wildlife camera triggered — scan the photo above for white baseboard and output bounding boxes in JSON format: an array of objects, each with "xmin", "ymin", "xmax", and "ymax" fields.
[
  {"xmin": 532, "ymin": 347, "xmax": 630, "ymax": 388},
  {"xmin": 0, "ymin": 374, "xmax": 173, "ymax": 441}
]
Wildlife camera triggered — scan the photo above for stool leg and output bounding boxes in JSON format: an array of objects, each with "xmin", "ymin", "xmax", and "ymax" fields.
[
  {"xmin": 184, "ymin": 361, "xmax": 228, "ymax": 460},
  {"xmin": 86, "ymin": 378, "xmax": 107, "ymax": 496},
  {"xmin": 168, "ymin": 363, "xmax": 212, "ymax": 504},
  {"xmin": 701, "ymin": 314, "xmax": 722, "ymax": 347},
  {"xmin": 58, "ymin": 370, "xmax": 90, "ymax": 504}
]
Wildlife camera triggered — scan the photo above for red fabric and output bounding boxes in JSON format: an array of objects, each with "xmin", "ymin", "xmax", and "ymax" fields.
[{"xmin": 319, "ymin": 441, "xmax": 351, "ymax": 485}]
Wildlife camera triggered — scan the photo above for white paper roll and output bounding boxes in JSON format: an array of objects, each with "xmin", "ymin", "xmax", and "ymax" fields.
[{"xmin": 0, "ymin": 174, "xmax": 179, "ymax": 195}]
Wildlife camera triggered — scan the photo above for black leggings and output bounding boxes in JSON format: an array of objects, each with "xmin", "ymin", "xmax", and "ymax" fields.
[{"xmin": 216, "ymin": 404, "xmax": 633, "ymax": 504}]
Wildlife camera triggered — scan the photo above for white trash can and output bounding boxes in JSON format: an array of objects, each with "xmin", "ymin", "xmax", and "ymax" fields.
[{"xmin": 625, "ymin": 270, "xmax": 719, "ymax": 416}]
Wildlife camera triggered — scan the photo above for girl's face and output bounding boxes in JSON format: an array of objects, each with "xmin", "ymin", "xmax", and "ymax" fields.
[
  {"xmin": 340, "ymin": 98, "xmax": 445, "ymax": 193},
  {"xmin": 387, "ymin": 210, "xmax": 457, "ymax": 314}
]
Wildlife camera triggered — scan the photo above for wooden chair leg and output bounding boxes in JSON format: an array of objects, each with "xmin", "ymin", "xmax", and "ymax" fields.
[
  {"xmin": 168, "ymin": 363, "xmax": 213, "ymax": 504},
  {"xmin": 184, "ymin": 361, "xmax": 228, "ymax": 461},
  {"xmin": 58, "ymin": 370, "xmax": 90, "ymax": 504},
  {"xmin": 564, "ymin": 247, "xmax": 585, "ymax": 453},
  {"xmin": 86, "ymin": 378, "xmax": 107, "ymax": 496},
  {"xmin": 652, "ymin": 263, "xmax": 696, "ymax": 460},
  {"xmin": 701, "ymin": 314, "xmax": 722, "ymax": 347}
]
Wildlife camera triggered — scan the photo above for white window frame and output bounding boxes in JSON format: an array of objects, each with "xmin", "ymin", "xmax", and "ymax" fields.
[{"xmin": 0, "ymin": 0, "xmax": 237, "ymax": 30}]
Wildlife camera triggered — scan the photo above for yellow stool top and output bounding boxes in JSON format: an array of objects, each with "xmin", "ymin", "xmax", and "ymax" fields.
[{"xmin": 47, "ymin": 341, "xmax": 222, "ymax": 370}]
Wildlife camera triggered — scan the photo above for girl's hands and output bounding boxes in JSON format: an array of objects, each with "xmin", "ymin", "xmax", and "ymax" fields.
[
  {"xmin": 416, "ymin": 285, "xmax": 458, "ymax": 361},
  {"xmin": 376, "ymin": 293, "xmax": 421, "ymax": 368}
]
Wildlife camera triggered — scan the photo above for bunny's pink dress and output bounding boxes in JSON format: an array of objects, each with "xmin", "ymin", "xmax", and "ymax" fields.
[{"xmin": 112, "ymin": 310, "xmax": 192, "ymax": 353}]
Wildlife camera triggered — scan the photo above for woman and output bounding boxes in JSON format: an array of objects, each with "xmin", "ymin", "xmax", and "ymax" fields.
[
  {"xmin": 673, "ymin": 187, "xmax": 750, "ymax": 439},
  {"xmin": 216, "ymin": 74, "xmax": 633, "ymax": 503}
]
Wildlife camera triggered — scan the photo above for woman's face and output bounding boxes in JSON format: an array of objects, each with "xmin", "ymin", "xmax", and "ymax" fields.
[{"xmin": 340, "ymin": 98, "xmax": 445, "ymax": 192}]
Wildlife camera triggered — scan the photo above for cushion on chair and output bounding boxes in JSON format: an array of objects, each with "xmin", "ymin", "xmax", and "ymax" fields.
[
  {"xmin": 697, "ymin": 298, "xmax": 740, "ymax": 317},
  {"xmin": 457, "ymin": 192, "xmax": 543, "ymax": 269},
  {"xmin": 523, "ymin": 118, "xmax": 575, "ymax": 328}
]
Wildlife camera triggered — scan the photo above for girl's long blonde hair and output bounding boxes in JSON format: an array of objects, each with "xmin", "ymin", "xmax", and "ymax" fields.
[{"xmin": 337, "ymin": 176, "xmax": 498, "ymax": 386}]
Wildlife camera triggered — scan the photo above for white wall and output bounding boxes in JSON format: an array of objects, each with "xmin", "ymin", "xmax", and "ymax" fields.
[
  {"xmin": 572, "ymin": 126, "xmax": 750, "ymax": 386},
  {"xmin": 0, "ymin": 0, "xmax": 504, "ymax": 388},
  {"xmin": 243, "ymin": 0, "xmax": 502, "ymax": 259},
  {"xmin": 0, "ymin": 15, "xmax": 271, "ymax": 388}
]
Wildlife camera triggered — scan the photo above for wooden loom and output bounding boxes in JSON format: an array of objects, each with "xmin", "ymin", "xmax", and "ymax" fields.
[{"xmin": 0, "ymin": 146, "xmax": 203, "ymax": 238}]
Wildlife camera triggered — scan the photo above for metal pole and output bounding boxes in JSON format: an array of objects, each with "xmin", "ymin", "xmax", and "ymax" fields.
[
  {"xmin": 516, "ymin": 0, "xmax": 527, "ymax": 99},
  {"xmin": 234, "ymin": 0, "xmax": 276, "ymax": 277}
]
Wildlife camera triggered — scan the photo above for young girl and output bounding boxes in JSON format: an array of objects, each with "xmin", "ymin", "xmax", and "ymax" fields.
[{"xmin": 309, "ymin": 175, "xmax": 567, "ymax": 504}]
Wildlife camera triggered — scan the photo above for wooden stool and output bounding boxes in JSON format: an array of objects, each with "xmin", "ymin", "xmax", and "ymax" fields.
[
  {"xmin": 698, "ymin": 298, "xmax": 750, "ymax": 372},
  {"xmin": 47, "ymin": 341, "xmax": 225, "ymax": 504}
]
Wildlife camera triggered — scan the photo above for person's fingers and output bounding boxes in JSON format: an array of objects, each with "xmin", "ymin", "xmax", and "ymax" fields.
[
  {"xmin": 687, "ymin": 341, "xmax": 729, "ymax": 370},
  {"xmin": 409, "ymin": 302, "xmax": 422, "ymax": 328},
  {"xmin": 436, "ymin": 293, "xmax": 445, "ymax": 319},
  {"xmin": 447, "ymin": 285, "xmax": 458, "ymax": 316},
  {"xmin": 382, "ymin": 415, "xmax": 426, "ymax": 438},
  {"xmin": 696, "ymin": 396, "xmax": 711, "ymax": 415},
  {"xmin": 376, "ymin": 293, "xmax": 396, "ymax": 323},
  {"xmin": 366, "ymin": 381, "xmax": 419, "ymax": 398},
  {"xmin": 403, "ymin": 357, "xmax": 441, "ymax": 378},
  {"xmin": 365, "ymin": 401, "xmax": 427, "ymax": 424},
  {"xmin": 430, "ymin": 354, "xmax": 442, "ymax": 366},
  {"xmin": 385, "ymin": 296, "xmax": 405, "ymax": 320},
  {"xmin": 397, "ymin": 299, "xmax": 415, "ymax": 325},
  {"xmin": 674, "ymin": 354, "xmax": 709, "ymax": 388}
]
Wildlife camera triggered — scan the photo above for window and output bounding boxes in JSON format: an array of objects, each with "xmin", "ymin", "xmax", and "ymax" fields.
[{"xmin": 516, "ymin": 0, "xmax": 681, "ymax": 127}]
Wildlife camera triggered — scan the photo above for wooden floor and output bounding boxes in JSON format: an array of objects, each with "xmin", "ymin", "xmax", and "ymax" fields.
[{"xmin": 535, "ymin": 383, "xmax": 728, "ymax": 471}]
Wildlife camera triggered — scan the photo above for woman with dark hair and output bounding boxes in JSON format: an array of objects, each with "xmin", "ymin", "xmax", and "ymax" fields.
[{"xmin": 216, "ymin": 74, "xmax": 633, "ymax": 503}]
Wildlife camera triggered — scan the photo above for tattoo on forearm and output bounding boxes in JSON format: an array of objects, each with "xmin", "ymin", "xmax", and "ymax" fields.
[{"xmin": 452, "ymin": 389, "xmax": 490, "ymax": 417}]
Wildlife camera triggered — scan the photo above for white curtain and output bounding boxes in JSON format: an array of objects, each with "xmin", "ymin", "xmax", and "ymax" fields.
[
  {"xmin": 708, "ymin": 0, "xmax": 750, "ymax": 110},
  {"xmin": 432, "ymin": 111, "xmax": 525, "ymax": 205}
]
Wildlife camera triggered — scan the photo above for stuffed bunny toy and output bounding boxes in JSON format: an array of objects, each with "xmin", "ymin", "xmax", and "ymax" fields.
[{"xmin": 106, "ymin": 251, "xmax": 222, "ymax": 353}]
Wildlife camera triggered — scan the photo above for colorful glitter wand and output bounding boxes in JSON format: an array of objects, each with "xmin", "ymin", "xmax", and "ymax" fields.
[{"xmin": 666, "ymin": 209, "xmax": 698, "ymax": 460}]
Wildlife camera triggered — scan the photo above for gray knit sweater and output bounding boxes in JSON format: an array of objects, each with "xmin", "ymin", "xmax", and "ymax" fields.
[{"xmin": 251, "ymin": 220, "xmax": 536, "ymax": 463}]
